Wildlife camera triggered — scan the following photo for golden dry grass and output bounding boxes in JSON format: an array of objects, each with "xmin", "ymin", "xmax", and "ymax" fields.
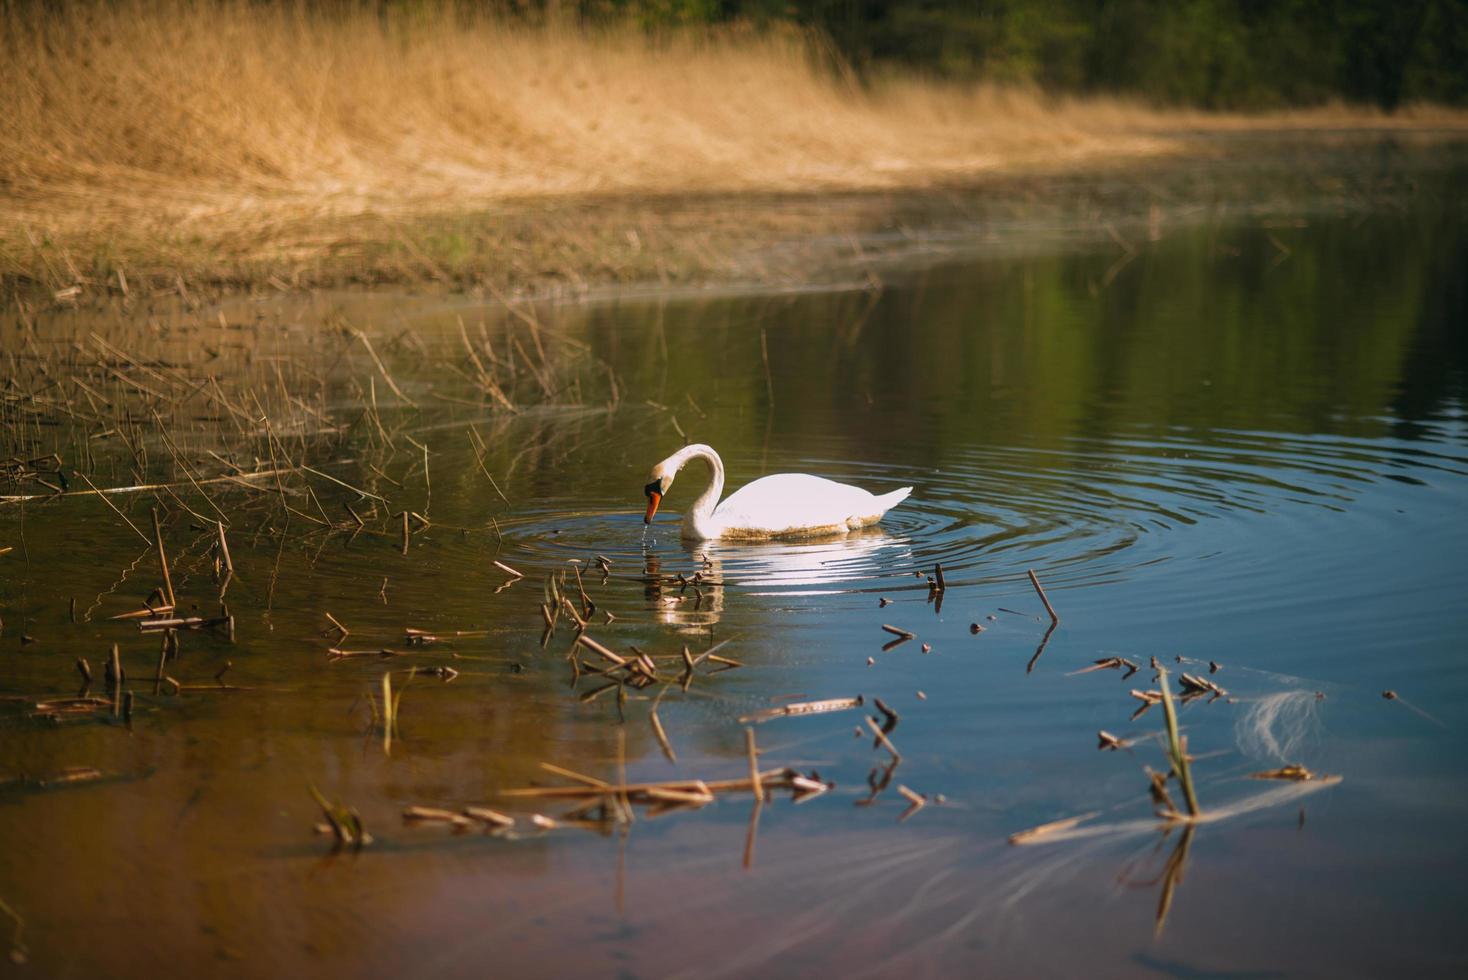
[{"xmin": 2, "ymin": 1, "xmax": 1465, "ymax": 289}]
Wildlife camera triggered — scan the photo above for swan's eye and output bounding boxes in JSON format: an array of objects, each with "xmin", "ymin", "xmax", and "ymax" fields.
[{"xmin": 643, "ymin": 480, "xmax": 661, "ymax": 498}]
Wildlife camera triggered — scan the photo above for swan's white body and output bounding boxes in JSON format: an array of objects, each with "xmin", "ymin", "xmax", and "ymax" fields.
[{"xmin": 643, "ymin": 444, "xmax": 912, "ymax": 541}]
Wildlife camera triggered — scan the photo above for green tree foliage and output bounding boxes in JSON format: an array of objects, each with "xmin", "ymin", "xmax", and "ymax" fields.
[
  {"xmin": 602, "ymin": 0, "xmax": 1468, "ymax": 108},
  {"xmin": 225, "ymin": 1, "xmax": 1468, "ymax": 108}
]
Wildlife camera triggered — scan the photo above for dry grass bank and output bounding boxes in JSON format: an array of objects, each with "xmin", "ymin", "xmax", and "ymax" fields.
[{"xmin": 3, "ymin": 2, "xmax": 1465, "ymax": 293}]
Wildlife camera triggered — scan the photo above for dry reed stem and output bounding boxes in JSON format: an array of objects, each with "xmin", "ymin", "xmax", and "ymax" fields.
[
  {"xmin": 897, "ymin": 785, "xmax": 927, "ymax": 821},
  {"xmin": 1156, "ymin": 666, "xmax": 1200, "ymax": 818},
  {"xmin": 650, "ymin": 684, "xmax": 677, "ymax": 764},
  {"xmin": 501, "ymin": 767, "xmax": 794, "ymax": 800},
  {"xmin": 615, "ymin": 728, "xmax": 633, "ymax": 825},
  {"xmin": 403, "ymin": 806, "xmax": 473, "ymax": 828},
  {"xmin": 1008, "ymin": 811, "xmax": 1101, "ymax": 845},
  {"xmin": 351, "ymin": 330, "xmax": 413, "ymax": 407},
  {"xmin": 649, "ymin": 709, "xmax": 677, "ymax": 764},
  {"xmin": 215, "ymin": 520, "xmax": 233, "ymax": 573},
  {"xmin": 151, "ymin": 508, "xmax": 175, "ymax": 608},
  {"xmin": 1026, "ymin": 568, "xmax": 1059, "ymax": 624},
  {"xmin": 739, "ymin": 695, "xmax": 863, "ymax": 723},
  {"xmin": 744, "ymin": 798, "xmax": 763, "ymax": 869},
  {"xmin": 76, "ymin": 471, "xmax": 149, "ymax": 545},
  {"xmin": 463, "ymin": 806, "xmax": 515, "ymax": 828},
  {"xmin": 1250, "ymin": 765, "xmax": 1321, "ymax": 781},
  {"xmin": 865, "ymin": 716, "xmax": 902, "ymax": 761},
  {"xmin": 300, "ymin": 465, "xmax": 386, "ymax": 503},
  {"xmin": 746, "ymin": 728, "xmax": 764, "ymax": 804},
  {"xmin": 641, "ymin": 787, "xmax": 712, "ymax": 806},
  {"xmin": 323, "ymin": 613, "xmax": 348, "ymax": 639},
  {"xmin": 576, "ymin": 634, "xmax": 629, "ymax": 668},
  {"xmin": 0, "ymin": 467, "xmax": 302, "ymax": 504},
  {"xmin": 538, "ymin": 762, "xmax": 610, "ymax": 789},
  {"xmin": 1154, "ymin": 825, "xmax": 1195, "ymax": 937}
]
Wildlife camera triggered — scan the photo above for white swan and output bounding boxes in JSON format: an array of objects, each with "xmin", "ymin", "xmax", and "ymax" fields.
[{"xmin": 642, "ymin": 443, "xmax": 912, "ymax": 541}]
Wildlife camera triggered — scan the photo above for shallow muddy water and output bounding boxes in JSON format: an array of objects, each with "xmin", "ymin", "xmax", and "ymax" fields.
[{"xmin": 2, "ymin": 140, "xmax": 1467, "ymax": 978}]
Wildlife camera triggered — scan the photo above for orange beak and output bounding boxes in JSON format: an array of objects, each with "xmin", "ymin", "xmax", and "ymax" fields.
[{"xmin": 644, "ymin": 491, "xmax": 661, "ymax": 524}]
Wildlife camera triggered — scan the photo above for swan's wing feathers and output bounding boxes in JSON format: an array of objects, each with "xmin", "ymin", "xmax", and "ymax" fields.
[{"xmin": 714, "ymin": 474, "xmax": 907, "ymax": 535}]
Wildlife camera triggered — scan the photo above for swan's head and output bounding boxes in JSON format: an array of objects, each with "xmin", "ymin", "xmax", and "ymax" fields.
[{"xmin": 643, "ymin": 468, "xmax": 674, "ymax": 524}]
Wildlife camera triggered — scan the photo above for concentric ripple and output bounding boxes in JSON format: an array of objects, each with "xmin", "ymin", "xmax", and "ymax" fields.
[{"xmin": 490, "ymin": 421, "xmax": 1468, "ymax": 598}]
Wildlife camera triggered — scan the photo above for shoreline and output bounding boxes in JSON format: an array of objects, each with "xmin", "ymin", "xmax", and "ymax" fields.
[
  {"xmin": 7, "ymin": 3, "xmax": 1468, "ymax": 306},
  {"xmin": 6, "ymin": 126, "xmax": 1466, "ymax": 308}
]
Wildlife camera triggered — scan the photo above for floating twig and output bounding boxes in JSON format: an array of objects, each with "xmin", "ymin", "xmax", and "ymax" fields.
[
  {"xmin": 323, "ymin": 612, "xmax": 349, "ymax": 640},
  {"xmin": 463, "ymin": 806, "xmax": 515, "ymax": 828},
  {"xmin": 897, "ymin": 784, "xmax": 928, "ymax": 821},
  {"xmin": 1073, "ymin": 656, "xmax": 1140, "ymax": 677},
  {"xmin": 1178, "ymin": 673, "xmax": 1227, "ymax": 698},
  {"xmin": 1008, "ymin": 811, "xmax": 1100, "ymax": 845},
  {"xmin": 739, "ymin": 695, "xmax": 863, "ymax": 724},
  {"xmin": 403, "ymin": 806, "xmax": 473, "ymax": 829},
  {"xmin": 1250, "ymin": 764, "xmax": 1325, "ymax": 782}
]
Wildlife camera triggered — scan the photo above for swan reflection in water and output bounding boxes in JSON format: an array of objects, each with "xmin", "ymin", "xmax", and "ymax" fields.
[{"xmin": 642, "ymin": 526, "xmax": 913, "ymax": 630}]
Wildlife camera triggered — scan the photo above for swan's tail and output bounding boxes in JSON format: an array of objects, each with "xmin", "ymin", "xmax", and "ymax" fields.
[
  {"xmin": 875, "ymin": 486, "xmax": 913, "ymax": 514},
  {"xmin": 850, "ymin": 486, "xmax": 912, "ymax": 530}
]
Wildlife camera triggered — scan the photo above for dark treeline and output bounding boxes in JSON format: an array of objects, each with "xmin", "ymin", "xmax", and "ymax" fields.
[
  {"xmin": 21, "ymin": 0, "xmax": 1465, "ymax": 109},
  {"xmin": 447, "ymin": 0, "xmax": 1468, "ymax": 110}
]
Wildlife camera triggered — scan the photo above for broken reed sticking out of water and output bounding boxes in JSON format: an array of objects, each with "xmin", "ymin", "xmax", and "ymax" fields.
[
  {"xmin": 2, "ymin": 290, "xmax": 616, "ymax": 776},
  {"xmin": 1010, "ymin": 656, "xmax": 1344, "ymax": 934},
  {"xmin": 1155, "ymin": 666, "xmax": 1200, "ymax": 820},
  {"xmin": 1, "ymin": 294, "xmax": 609, "ymax": 526},
  {"xmin": 386, "ymin": 559, "xmax": 937, "ymax": 842}
]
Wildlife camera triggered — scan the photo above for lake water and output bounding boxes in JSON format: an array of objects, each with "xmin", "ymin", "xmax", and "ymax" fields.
[{"xmin": 2, "ymin": 137, "xmax": 1466, "ymax": 977}]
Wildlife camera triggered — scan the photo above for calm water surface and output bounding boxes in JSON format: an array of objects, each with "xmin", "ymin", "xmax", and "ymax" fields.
[{"xmin": 2, "ymin": 141, "xmax": 1466, "ymax": 977}]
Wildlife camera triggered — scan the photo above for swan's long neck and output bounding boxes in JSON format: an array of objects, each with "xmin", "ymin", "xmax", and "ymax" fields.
[{"xmin": 669, "ymin": 443, "xmax": 725, "ymax": 537}]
